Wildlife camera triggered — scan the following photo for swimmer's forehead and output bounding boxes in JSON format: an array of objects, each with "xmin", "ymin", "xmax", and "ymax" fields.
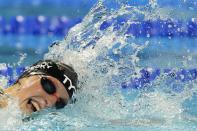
[
  {"xmin": 17, "ymin": 76, "xmax": 39, "ymax": 84},
  {"xmin": 16, "ymin": 75, "xmax": 69, "ymax": 101}
]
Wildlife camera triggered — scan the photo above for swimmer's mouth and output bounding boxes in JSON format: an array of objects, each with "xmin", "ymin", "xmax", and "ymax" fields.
[{"xmin": 27, "ymin": 99, "xmax": 39, "ymax": 112}]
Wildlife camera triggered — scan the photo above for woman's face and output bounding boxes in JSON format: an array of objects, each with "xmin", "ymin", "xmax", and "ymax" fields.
[{"xmin": 8, "ymin": 75, "xmax": 69, "ymax": 114}]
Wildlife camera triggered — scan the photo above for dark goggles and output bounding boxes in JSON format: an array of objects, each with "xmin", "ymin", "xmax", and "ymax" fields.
[{"xmin": 40, "ymin": 77, "xmax": 67, "ymax": 109}]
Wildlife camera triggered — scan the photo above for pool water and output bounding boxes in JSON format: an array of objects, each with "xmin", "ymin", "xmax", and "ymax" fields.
[{"xmin": 0, "ymin": 0, "xmax": 197, "ymax": 130}]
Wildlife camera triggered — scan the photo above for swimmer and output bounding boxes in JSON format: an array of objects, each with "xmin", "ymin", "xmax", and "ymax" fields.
[{"xmin": 0, "ymin": 60, "xmax": 78, "ymax": 114}]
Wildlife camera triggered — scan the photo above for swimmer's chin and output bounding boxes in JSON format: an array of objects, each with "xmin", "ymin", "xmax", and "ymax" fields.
[
  {"xmin": 1, "ymin": 96, "xmax": 39, "ymax": 115},
  {"xmin": 6, "ymin": 94, "xmax": 38, "ymax": 115}
]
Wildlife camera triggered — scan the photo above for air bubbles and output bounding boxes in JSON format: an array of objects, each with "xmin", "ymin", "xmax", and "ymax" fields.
[{"xmin": 149, "ymin": 0, "xmax": 158, "ymax": 8}]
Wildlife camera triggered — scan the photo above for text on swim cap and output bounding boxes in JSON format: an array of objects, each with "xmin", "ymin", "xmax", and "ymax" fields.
[
  {"xmin": 63, "ymin": 75, "xmax": 76, "ymax": 91},
  {"xmin": 28, "ymin": 62, "xmax": 53, "ymax": 71}
]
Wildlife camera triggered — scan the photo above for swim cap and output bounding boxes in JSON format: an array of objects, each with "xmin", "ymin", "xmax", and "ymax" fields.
[{"xmin": 18, "ymin": 60, "xmax": 78, "ymax": 98}]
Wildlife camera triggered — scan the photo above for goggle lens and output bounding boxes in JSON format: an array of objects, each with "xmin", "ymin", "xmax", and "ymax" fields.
[
  {"xmin": 40, "ymin": 77, "xmax": 67, "ymax": 109},
  {"xmin": 40, "ymin": 77, "xmax": 56, "ymax": 94}
]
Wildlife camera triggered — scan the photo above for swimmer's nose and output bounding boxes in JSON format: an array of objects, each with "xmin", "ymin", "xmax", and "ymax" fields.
[{"xmin": 45, "ymin": 94, "xmax": 58, "ymax": 107}]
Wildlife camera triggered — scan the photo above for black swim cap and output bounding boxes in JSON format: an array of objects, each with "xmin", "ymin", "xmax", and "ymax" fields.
[{"xmin": 18, "ymin": 60, "xmax": 78, "ymax": 98}]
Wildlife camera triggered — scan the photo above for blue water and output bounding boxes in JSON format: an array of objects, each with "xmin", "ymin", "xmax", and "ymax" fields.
[{"xmin": 0, "ymin": 0, "xmax": 196, "ymax": 130}]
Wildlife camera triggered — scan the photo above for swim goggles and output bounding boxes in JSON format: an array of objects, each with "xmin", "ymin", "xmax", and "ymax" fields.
[{"xmin": 40, "ymin": 77, "xmax": 68, "ymax": 109}]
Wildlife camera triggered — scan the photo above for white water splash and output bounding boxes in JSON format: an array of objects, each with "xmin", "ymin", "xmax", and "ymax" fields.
[
  {"xmin": 43, "ymin": 0, "xmax": 197, "ymax": 129},
  {"xmin": 0, "ymin": 0, "xmax": 196, "ymax": 130},
  {"xmin": 0, "ymin": 96, "xmax": 23, "ymax": 130}
]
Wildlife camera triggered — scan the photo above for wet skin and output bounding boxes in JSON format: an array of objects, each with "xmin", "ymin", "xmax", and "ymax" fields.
[{"xmin": 4, "ymin": 75, "xmax": 69, "ymax": 114}]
